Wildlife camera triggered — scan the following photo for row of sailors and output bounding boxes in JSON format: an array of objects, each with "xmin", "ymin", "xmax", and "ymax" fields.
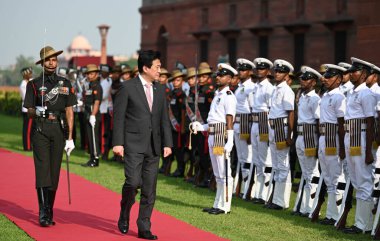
[{"xmin": 188, "ymin": 57, "xmax": 380, "ymax": 237}]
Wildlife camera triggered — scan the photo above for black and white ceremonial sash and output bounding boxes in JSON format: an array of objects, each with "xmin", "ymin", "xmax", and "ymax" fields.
[
  {"xmin": 300, "ymin": 124, "xmax": 317, "ymax": 157},
  {"xmin": 168, "ymin": 104, "xmax": 180, "ymax": 131},
  {"xmin": 236, "ymin": 113, "xmax": 251, "ymax": 140},
  {"xmin": 257, "ymin": 112, "xmax": 269, "ymax": 142},
  {"xmin": 322, "ymin": 123, "xmax": 338, "ymax": 155},
  {"xmin": 346, "ymin": 119, "xmax": 365, "ymax": 156},
  {"xmin": 209, "ymin": 123, "xmax": 226, "ymax": 155},
  {"xmin": 270, "ymin": 118, "xmax": 287, "ymax": 150}
]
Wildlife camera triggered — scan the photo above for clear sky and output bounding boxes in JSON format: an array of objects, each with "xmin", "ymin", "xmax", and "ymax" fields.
[{"xmin": 0, "ymin": 0, "xmax": 142, "ymax": 68}]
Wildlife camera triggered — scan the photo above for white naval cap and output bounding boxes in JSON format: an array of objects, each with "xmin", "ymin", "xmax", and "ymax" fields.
[
  {"xmin": 254, "ymin": 57, "xmax": 273, "ymax": 69},
  {"xmin": 273, "ymin": 59, "xmax": 294, "ymax": 73},
  {"xmin": 371, "ymin": 64, "xmax": 380, "ymax": 75},
  {"xmin": 300, "ymin": 66, "xmax": 322, "ymax": 80},
  {"xmin": 217, "ymin": 63, "xmax": 238, "ymax": 76},
  {"xmin": 58, "ymin": 67, "xmax": 68, "ymax": 76},
  {"xmin": 322, "ymin": 64, "xmax": 346, "ymax": 78},
  {"xmin": 99, "ymin": 64, "xmax": 110, "ymax": 73},
  {"xmin": 346, "ymin": 57, "xmax": 373, "ymax": 73},
  {"xmin": 236, "ymin": 58, "xmax": 255, "ymax": 70},
  {"xmin": 338, "ymin": 62, "xmax": 352, "ymax": 71}
]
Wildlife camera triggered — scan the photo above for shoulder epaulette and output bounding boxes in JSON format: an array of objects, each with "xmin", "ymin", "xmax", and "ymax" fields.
[{"xmin": 227, "ymin": 91, "xmax": 232, "ymax": 95}]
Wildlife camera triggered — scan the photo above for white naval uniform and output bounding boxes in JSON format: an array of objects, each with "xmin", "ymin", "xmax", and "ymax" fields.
[
  {"xmin": 345, "ymin": 83, "xmax": 376, "ymax": 231},
  {"xmin": 233, "ymin": 79, "xmax": 255, "ymax": 195},
  {"xmin": 207, "ymin": 86, "xmax": 237, "ymax": 213},
  {"xmin": 339, "ymin": 80, "xmax": 354, "ymax": 179},
  {"xmin": 339, "ymin": 81, "xmax": 354, "ymax": 97},
  {"xmin": 268, "ymin": 81, "xmax": 294, "ymax": 208},
  {"xmin": 99, "ymin": 77, "xmax": 112, "ymax": 114},
  {"xmin": 19, "ymin": 79, "xmax": 28, "ymax": 113},
  {"xmin": 249, "ymin": 78, "xmax": 274, "ymax": 201},
  {"xmin": 318, "ymin": 87, "xmax": 346, "ymax": 221},
  {"xmin": 295, "ymin": 90, "xmax": 320, "ymax": 214},
  {"xmin": 370, "ymin": 84, "xmax": 380, "ymax": 190}
]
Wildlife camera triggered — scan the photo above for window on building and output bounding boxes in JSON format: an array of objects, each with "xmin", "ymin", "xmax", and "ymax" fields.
[
  {"xmin": 157, "ymin": 26, "xmax": 168, "ymax": 67},
  {"xmin": 294, "ymin": 33, "xmax": 305, "ymax": 72},
  {"xmin": 258, "ymin": 35, "xmax": 268, "ymax": 58},
  {"xmin": 200, "ymin": 39, "xmax": 209, "ymax": 62},
  {"xmin": 296, "ymin": 0, "xmax": 305, "ymax": 18},
  {"xmin": 335, "ymin": 31, "xmax": 347, "ymax": 63},
  {"xmin": 201, "ymin": 8, "xmax": 208, "ymax": 27},
  {"xmin": 228, "ymin": 38, "xmax": 237, "ymax": 66},
  {"xmin": 260, "ymin": 0, "xmax": 269, "ymax": 21},
  {"xmin": 337, "ymin": 0, "xmax": 347, "ymax": 14},
  {"xmin": 229, "ymin": 4, "xmax": 237, "ymax": 25}
]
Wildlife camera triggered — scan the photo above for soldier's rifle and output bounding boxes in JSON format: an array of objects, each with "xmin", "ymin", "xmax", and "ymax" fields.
[
  {"xmin": 335, "ymin": 178, "xmax": 353, "ymax": 229},
  {"xmin": 292, "ymin": 175, "xmax": 305, "ymax": 214}
]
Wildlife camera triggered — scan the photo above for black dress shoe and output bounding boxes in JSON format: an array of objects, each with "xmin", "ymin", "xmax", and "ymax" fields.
[
  {"xmin": 208, "ymin": 208, "xmax": 230, "ymax": 215},
  {"xmin": 268, "ymin": 203, "xmax": 283, "ymax": 210},
  {"xmin": 291, "ymin": 210, "xmax": 302, "ymax": 216},
  {"xmin": 319, "ymin": 217, "xmax": 336, "ymax": 225},
  {"xmin": 202, "ymin": 207, "xmax": 216, "ymax": 212},
  {"xmin": 252, "ymin": 198, "xmax": 265, "ymax": 204},
  {"xmin": 81, "ymin": 159, "xmax": 99, "ymax": 167},
  {"xmin": 342, "ymin": 225, "xmax": 365, "ymax": 234},
  {"xmin": 138, "ymin": 230, "xmax": 158, "ymax": 240},
  {"xmin": 117, "ymin": 219, "xmax": 129, "ymax": 234},
  {"xmin": 300, "ymin": 212, "xmax": 310, "ymax": 218}
]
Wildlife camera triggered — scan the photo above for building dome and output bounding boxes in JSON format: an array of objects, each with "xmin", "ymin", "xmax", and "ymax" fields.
[{"xmin": 69, "ymin": 35, "xmax": 92, "ymax": 51}]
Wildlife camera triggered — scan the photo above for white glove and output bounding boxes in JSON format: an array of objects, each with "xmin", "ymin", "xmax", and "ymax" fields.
[
  {"xmin": 36, "ymin": 106, "xmax": 46, "ymax": 117},
  {"xmin": 64, "ymin": 139, "xmax": 75, "ymax": 156},
  {"xmin": 89, "ymin": 115, "xmax": 96, "ymax": 127},
  {"xmin": 191, "ymin": 121, "xmax": 208, "ymax": 133},
  {"xmin": 76, "ymin": 100, "xmax": 83, "ymax": 107},
  {"xmin": 224, "ymin": 130, "xmax": 234, "ymax": 154}
]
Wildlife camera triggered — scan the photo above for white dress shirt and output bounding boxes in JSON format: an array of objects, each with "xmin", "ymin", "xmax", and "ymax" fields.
[
  {"xmin": 139, "ymin": 74, "xmax": 154, "ymax": 102},
  {"xmin": 207, "ymin": 86, "xmax": 237, "ymax": 124},
  {"xmin": 320, "ymin": 87, "xmax": 346, "ymax": 124},
  {"xmin": 268, "ymin": 81, "xmax": 294, "ymax": 119},
  {"xmin": 339, "ymin": 81, "xmax": 354, "ymax": 96},
  {"xmin": 99, "ymin": 77, "xmax": 112, "ymax": 114},
  {"xmin": 235, "ymin": 78, "xmax": 255, "ymax": 114},
  {"xmin": 297, "ymin": 90, "xmax": 320, "ymax": 124},
  {"xmin": 250, "ymin": 78, "xmax": 275, "ymax": 113},
  {"xmin": 345, "ymin": 82, "xmax": 376, "ymax": 120},
  {"xmin": 19, "ymin": 80, "xmax": 28, "ymax": 112}
]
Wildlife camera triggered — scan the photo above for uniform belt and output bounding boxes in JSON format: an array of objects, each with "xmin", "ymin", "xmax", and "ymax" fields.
[
  {"xmin": 269, "ymin": 118, "xmax": 287, "ymax": 129},
  {"xmin": 36, "ymin": 117, "xmax": 60, "ymax": 123},
  {"xmin": 297, "ymin": 124, "xmax": 316, "ymax": 135},
  {"xmin": 344, "ymin": 119, "xmax": 366, "ymax": 133},
  {"xmin": 208, "ymin": 123, "xmax": 225, "ymax": 135},
  {"xmin": 251, "ymin": 112, "xmax": 268, "ymax": 122},
  {"xmin": 319, "ymin": 123, "xmax": 337, "ymax": 136},
  {"xmin": 235, "ymin": 113, "xmax": 252, "ymax": 123}
]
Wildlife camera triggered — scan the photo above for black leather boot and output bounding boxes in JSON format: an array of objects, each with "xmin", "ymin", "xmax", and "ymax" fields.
[
  {"xmin": 37, "ymin": 188, "xmax": 51, "ymax": 227},
  {"xmin": 48, "ymin": 190, "xmax": 56, "ymax": 225}
]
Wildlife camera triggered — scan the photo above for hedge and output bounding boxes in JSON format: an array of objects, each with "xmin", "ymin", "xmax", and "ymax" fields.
[{"xmin": 0, "ymin": 91, "xmax": 22, "ymax": 117}]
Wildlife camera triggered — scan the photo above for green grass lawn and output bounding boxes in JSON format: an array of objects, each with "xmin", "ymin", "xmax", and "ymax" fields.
[{"xmin": 0, "ymin": 113, "xmax": 372, "ymax": 241}]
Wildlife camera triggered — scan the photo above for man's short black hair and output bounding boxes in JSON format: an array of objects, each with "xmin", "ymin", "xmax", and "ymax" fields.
[{"xmin": 138, "ymin": 50, "xmax": 161, "ymax": 73}]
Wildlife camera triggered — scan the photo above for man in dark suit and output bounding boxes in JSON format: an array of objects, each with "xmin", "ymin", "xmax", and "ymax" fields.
[{"xmin": 113, "ymin": 50, "xmax": 173, "ymax": 240}]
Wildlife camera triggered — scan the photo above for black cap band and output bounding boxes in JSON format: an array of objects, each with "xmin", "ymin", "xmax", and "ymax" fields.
[
  {"xmin": 256, "ymin": 62, "xmax": 271, "ymax": 70},
  {"xmin": 217, "ymin": 68, "xmax": 234, "ymax": 77}
]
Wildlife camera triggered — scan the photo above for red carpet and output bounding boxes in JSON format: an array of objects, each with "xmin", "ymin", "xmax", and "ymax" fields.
[{"xmin": 0, "ymin": 149, "xmax": 229, "ymax": 241}]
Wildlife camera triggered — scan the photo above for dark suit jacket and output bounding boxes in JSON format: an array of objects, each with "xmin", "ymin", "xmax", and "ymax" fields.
[{"xmin": 113, "ymin": 77, "xmax": 173, "ymax": 155}]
